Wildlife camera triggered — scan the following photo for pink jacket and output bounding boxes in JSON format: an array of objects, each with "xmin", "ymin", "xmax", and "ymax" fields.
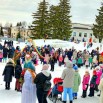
[
  {"xmin": 82, "ymin": 74, "xmax": 90, "ymax": 90},
  {"xmin": 96, "ymin": 70, "xmax": 102, "ymax": 85},
  {"xmin": 59, "ymin": 56, "xmax": 63, "ymax": 62},
  {"xmin": 0, "ymin": 53, "xmax": 3, "ymax": 58}
]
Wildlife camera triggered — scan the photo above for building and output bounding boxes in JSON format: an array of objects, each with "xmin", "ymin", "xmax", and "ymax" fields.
[
  {"xmin": 71, "ymin": 23, "xmax": 97, "ymax": 42},
  {"xmin": 11, "ymin": 26, "xmax": 32, "ymax": 40},
  {"xmin": 11, "ymin": 23, "xmax": 98, "ymax": 42}
]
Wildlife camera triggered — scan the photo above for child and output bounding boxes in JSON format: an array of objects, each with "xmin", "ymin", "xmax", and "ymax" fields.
[
  {"xmin": 58, "ymin": 54, "xmax": 63, "ymax": 66},
  {"xmin": 0, "ymin": 50, "xmax": 3, "ymax": 62},
  {"xmin": 15, "ymin": 59, "xmax": 22, "ymax": 91},
  {"xmin": 89, "ymin": 55, "xmax": 93, "ymax": 67},
  {"xmin": 73, "ymin": 67, "xmax": 81, "ymax": 99},
  {"xmin": 88, "ymin": 70, "xmax": 97, "ymax": 97},
  {"xmin": 81, "ymin": 70, "xmax": 90, "ymax": 98},
  {"xmin": 95, "ymin": 66, "xmax": 102, "ymax": 92}
]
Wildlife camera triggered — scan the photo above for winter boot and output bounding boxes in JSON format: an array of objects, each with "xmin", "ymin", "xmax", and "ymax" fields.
[
  {"xmin": 62, "ymin": 101, "xmax": 66, "ymax": 103},
  {"xmin": 70, "ymin": 101, "xmax": 73, "ymax": 103}
]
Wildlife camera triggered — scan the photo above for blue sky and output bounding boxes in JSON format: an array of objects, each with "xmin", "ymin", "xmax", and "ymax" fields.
[{"xmin": 0, "ymin": 0, "xmax": 102, "ymax": 25}]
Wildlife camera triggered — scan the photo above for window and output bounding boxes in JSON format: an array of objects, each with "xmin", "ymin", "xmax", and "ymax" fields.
[
  {"xmin": 79, "ymin": 33, "xmax": 82, "ymax": 37},
  {"xmin": 90, "ymin": 33, "xmax": 92, "ymax": 36},
  {"xmin": 84, "ymin": 33, "xmax": 87, "ymax": 37},
  {"xmin": 73, "ymin": 32, "xmax": 76, "ymax": 36}
]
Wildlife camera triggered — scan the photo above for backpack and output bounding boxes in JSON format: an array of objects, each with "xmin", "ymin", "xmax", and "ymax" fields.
[{"xmin": 43, "ymin": 80, "xmax": 51, "ymax": 92}]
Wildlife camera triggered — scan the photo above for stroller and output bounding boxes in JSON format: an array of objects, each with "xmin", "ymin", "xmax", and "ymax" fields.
[{"xmin": 48, "ymin": 78, "xmax": 63, "ymax": 103}]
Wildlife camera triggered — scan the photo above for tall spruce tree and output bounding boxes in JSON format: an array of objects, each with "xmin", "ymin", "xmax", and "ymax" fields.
[
  {"xmin": 58, "ymin": 0, "xmax": 72, "ymax": 40},
  {"xmin": 93, "ymin": 3, "xmax": 103, "ymax": 43},
  {"xmin": 32, "ymin": 0, "xmax": 49, "ymax": 39},
  {"xmin": 49, "ymin": 5, "xmax": 61, "ymax": 39},
  {"xmin": 0, "ymin": 27, "xmax": 4, "ymax": 36}
]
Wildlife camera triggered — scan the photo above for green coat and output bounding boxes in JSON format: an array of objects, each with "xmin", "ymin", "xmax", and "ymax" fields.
[
  {"xmin": 77, "ymin": 58, "xmax": 82, "ymax": 64},
  {"xmin": 89, "ymin": 57, "xmax": 93, "ymax": 63},
  {"xmin": 73, "ymin": 72, "xmax": 81, "ymax": 93}
]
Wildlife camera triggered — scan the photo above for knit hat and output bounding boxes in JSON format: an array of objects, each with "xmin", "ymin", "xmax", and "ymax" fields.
[
  {"xmin": 95, "ymin": 66, "xmax": 100, "ymax": 70},
  {"xmin": 24, "ymin": 61, "xmax": 35, "ymax": 71},
  {"xmin": 73, "ymin": 65, "xmax": 78, "ymax": 70},
  {"xmin": 66, "ymin": 60, "xmax": 73, "ymax": 68},
  {"xmin": 93, "ymin": 70, "xmax": 97, "ymax": 75},
  {"xmin": 99, "ymin": 64, "xmax": 103, "ymax": 69},
  {"xmin": 42, "ymin": 64, "xmax": 49, "ymax": 70}
]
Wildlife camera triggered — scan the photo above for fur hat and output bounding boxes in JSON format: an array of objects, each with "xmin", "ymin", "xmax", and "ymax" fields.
[{"xmin": 8, "ymin": 58, "xmax": 14, "ymax": 64}]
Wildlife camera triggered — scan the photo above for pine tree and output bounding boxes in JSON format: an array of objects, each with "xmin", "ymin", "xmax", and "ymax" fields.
[
  {"xmin": 93, "ymin": 3, "xmax": 103, "ymax": 43},
  {"xmin": 49, "ymin": 5, "xmax": 61, "ymax": 39},
  {"xmin": 58, "ymin": 0, "xmax": 72, "ymax": 40},
  {"xmin": 0, "ymin": 27, "xmax": 4, "ymax": 36},
  {"xmin": 32, "ymin": 0, "xmax": 49, "ymax": 39}
]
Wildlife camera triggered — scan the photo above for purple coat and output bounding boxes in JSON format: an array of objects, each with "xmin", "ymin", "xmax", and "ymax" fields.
[{"xmin": 82, "ymin": 74, "xmax": 90, "ymax": 90}]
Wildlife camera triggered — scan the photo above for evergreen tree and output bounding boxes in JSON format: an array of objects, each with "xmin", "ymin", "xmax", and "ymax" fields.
[
  {"xmin": 58, "ymin": 0, "xmax": 72, "ymax": 40},
  {"xmin": 0, "ymin": 27, "xmax": 4, "ymax": 36},
  {"xmin": 32, "ymin": 0, "xmax": 49, "ymax": 39},
  {"xmin": 93, "ymin": 3, "xmax": 103, "ymax": 43},
  {"xmin": 49, "ymin": 5, "xmax": 61, "ymax": 39},
  {"xmin": 16, "ymin": 32, "xmax": 21, "ymax": 40}
]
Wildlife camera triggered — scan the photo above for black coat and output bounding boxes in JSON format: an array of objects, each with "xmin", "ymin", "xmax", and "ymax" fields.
[
  {"xmin": 15, "ymin": 65, "xmax": 22, "ymax": 79},
  {"xmin": 34, "ymin": 72, "xmax": 51, "ymax": 89},
  {"xmin": 3, "ymin": 62, "xmax": 14, "ymax": 82},
  {"xmin": 3, "ymin": 47, "xmax": 8, "ymax": 58}
]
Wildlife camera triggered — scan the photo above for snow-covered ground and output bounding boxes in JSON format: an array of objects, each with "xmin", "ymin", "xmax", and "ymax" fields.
[
  {"xmin": 0, "ymin": 39, "xmax": 101, "ymax": 103},
  {"xmin": 0, "ymin": 62, "xmax": 100, "ymax": 103}
]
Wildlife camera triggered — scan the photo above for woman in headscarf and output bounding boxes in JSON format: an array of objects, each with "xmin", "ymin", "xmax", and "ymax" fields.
[
  {"xmin": 2, "ymin": 58, "xmax": 14, "ymax": 90},
  {"xmin": 21, "ymin": 54, "xmax": 36, "ymax": 103}
]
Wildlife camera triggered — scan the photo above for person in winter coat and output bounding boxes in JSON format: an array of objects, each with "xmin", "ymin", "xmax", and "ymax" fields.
[
  {"xmin": 0, "ymin": 50, "xmax": 3, "ymax": 62},
  {"xmin": 95, "ymin": 66, "xmax": 102, "ymax": 92},
  {"xmin": 73, "ymin": 66, "xmax": 81, "ymax": 99},
  {"xmin": 64, "ymin": 55, "xmax": 69, "ymax": 67},
  {"xmin": 77, "ymin": 56, "xmax": 83, "ymax": 68},
  {"xmin": 8, "ymin": 46, "xmax": 15, "ymax": 58},
  {"xmin": 85, "ymin": 59, "xmax": 89, "ymax": 69},
  {"xmin": 89, "ymin": 55, "xmax": 93, "ymax": 67},
  {"xmin": 3, "ymin": 44, "xmax": 8, "ymax": 63},
  {"xmin": 81, "ymin": 70, "xmax": 90, "ymax": 98},
  {"xmin": 88, "ymin": 70, "xmax": 97, "ymax": 97},
  {"xmin": 13, "ymin": 46, "xmax": 21, "ymax": 65},
  {"xmin": 34, "ymin": 64, "xmax": 51, "ymax": 103},
  {"xmin": 15, "ymin": 59, "xmax": 22, "ymax": 91},
  {"xmin": 72, "ymin": 50, "xmax": 77, "ymax": 59},
  {"xmin": 2, "ymin": 59, "xmax": 14, "ymax": 90},
  {"xmin": 49, "ymin": 55, "xmax": 55, "ymax": 71},
  {"xmin": 98, "ymin": 78, "xmax": 103, "ymax": 103},
  {"xmin": 61, "ymin": 60, "xmax": 75, "ymax": 103},
  {"xmin": 58, "ymin": 54, "xmax": 63, "ymax": 66}
]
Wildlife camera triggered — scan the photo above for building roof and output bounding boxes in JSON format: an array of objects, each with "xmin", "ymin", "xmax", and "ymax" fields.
[{"xmin": 72, "ymin": 23, "xmax": 93, "ymax": 30}]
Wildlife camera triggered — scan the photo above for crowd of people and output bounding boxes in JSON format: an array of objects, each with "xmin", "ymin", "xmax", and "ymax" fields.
[{"xmin": 1, "ymin": 40, "xmax": 103, "ymax": 103}]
